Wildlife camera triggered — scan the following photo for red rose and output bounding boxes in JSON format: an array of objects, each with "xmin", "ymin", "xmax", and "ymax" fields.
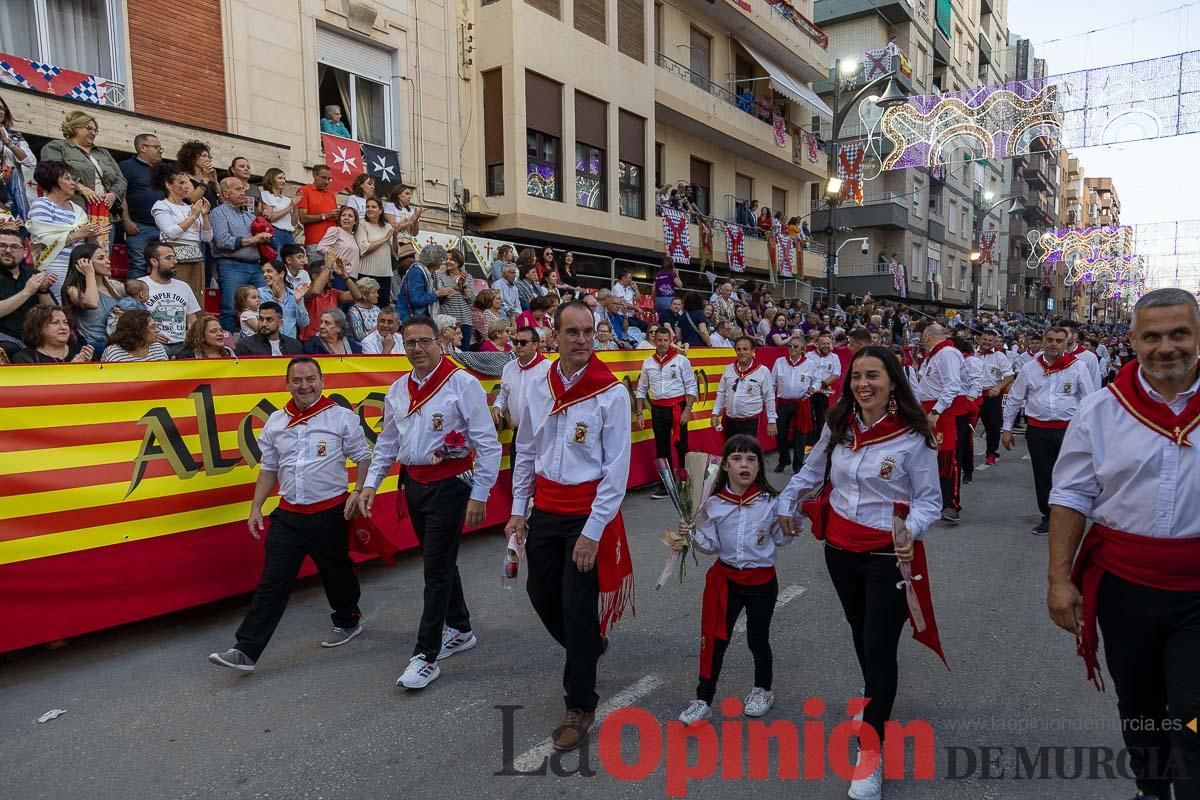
[{"xmin": 444, "ymin": 431, "xmax": 467, "ymax": 448}]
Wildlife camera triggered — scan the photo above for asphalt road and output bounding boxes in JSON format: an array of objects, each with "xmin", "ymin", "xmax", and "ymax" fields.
[{"xmin": 2, "ymin": 436, "xmax": 1141, "ymax": 800}]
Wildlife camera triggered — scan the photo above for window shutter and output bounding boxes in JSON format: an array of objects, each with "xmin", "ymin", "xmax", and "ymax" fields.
[
  {"xmin": 315, "ymin": 26, "xmax": 392, "ymax": 83},
  {"xmin": 574, "ymin": 0, "xmax": 606, "ymax": 42},
  {"xmin": 526, "ymin": 0, "xmax": 561, "ymax": 19},
  {"xmin": 575, "ymin": 93, "xmax": 607, "ymax": 149},
  {"xmin": 617, "ymin": 0, "xmax": 645, "ymax": 62},
  {"xmin": 483, "ymin": 69, "xmax": 504, "ymax": 166},
  {"xmin": 690, "ymin": 157, "xmax": 709, "ymax": 191},
  {"xmin": 525, "ymin": 72, "xmax": 562, "ymax": 137},
  {"xmin": 689, "ymin": 27, "xmax": 711, "ymax": 81},
  {"xmin": 618, "ymin": 110, "xmax": 644, "ymax": 166}
]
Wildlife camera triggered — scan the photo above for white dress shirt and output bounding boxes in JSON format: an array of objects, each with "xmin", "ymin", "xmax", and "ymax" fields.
[
  {"xmin": 365, "ymin": 365, "xmax": 501, "ymax": 503},
  {"xmin": 258, "ymin": 402, "xmax": 372, "ymax": 506},
  {"xmin": 712, "ymin": 362, "xmax": 777, "ymax": 422},
  {"xmin": 961, "ymin": 355, "xmax": 984, "ymax": 399},
  {"xmin": 1002, "ymin": 356, "xmax": 1097, "ymax": 430},
  {"xmin": 611, "ymin": 281, "xmax": 637, "ymax": 313},
  {"xmin": 493, "ymin": 354, "xmax": 553, "ymax": 426},
  {"xmin": 709, "ymin": 332, "xmax": 732, "ymax": 348},
  {"xmin": 360, "ymin": 331, "xmax": 405, "ymax": 355},
  {"xmin": 511, "ymin": 362, "xmax": 633, "ymax": 541},
  {"xmin": 779, "ymin": 420, "xmax": 942, "ymax": 539},
  {"xmin": 772, "ymin": 357, "xmax": 815, "ymax": 399},
  {"xmin": 1050, "ymin": 369, "xmax": 1200, "ymax": 538},
  {"xmin": 916, "ymin": 343, "xmax": 964, "ymax": 413},
  {"xmin": 694, "ymin": 490, "xmax": 790, "ymax": 569},
  {"xmin": 636, "ymin": 352, "xmax": 698, "ymax": 401},
  {"xmin": 1072, "ymin": 346, "xmax": 1103, "ymax": 390},
  {"xmin": 802, "ymin": 352, "xmax": 842, "ymax": 392},
  {"xmin": 977, "ymin": 350, "xmax": 1015, "ymax": 391}
]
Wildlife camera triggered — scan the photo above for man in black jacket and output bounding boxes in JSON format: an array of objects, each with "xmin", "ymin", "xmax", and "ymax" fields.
[{"xmin": 235, "ymin": 302, "xmax": 303, "ymax": 356}]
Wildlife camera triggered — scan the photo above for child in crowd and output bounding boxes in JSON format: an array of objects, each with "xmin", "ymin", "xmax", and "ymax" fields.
[
  {"xmin": 674, "ymin": 434, "xmax": 794, "ymax": 725},
  {"xmin": 348, "ymin": 277, "xmax": 381, "ymax": 341},
  {"xmin": 235, "ymin": 285, "xmax": 261, "ymax": 338},
  {"xmin": 108, "ymin": 280, "xmax": 149, "ymax": 335}
]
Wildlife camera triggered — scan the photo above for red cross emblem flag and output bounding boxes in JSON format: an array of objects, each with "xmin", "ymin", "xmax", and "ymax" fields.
[
  {"xmin": 806, "ymin": 132, "xmax": 821, "ymax": 163},
  {"xmin": 837, "ymin": 142, "xmax": 866, "ymax": 205},
  {"xmin": 777, "ymin": 236, "xmax": 795, "ymax": 278},
  {"xmin": 726, "ymin": 226, "xmax": 746, "ymax": 272},
  {"xmin": 979, "ymin": 231, "xmax": 998, "ymax": 266},
  {"xmin": 661, "ymin": 207, "xmax": 691, "ymax": 264},
  {"xmin": 772, "ymin": 114, "xmax": 787, "ymax": 148}
]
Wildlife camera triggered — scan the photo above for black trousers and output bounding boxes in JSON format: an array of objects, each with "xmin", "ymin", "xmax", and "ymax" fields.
[
  {"xmin": 824, "ymin": 544, "xmax": 909, "ymax": 743},
  {"xmin": 404, "ymin": 474, "xmax": 473, "ymax": 662},
  {"xmin": 807, "ymin": 393, "xmax": 831, "ymax": 448},
  {"xmin": 234, "ymin": 504, "xmax": 361, "ymax": 661},
  {"xmin": 956, "ymin": 413, "xmax": 974, "ymax": 482},
  {"xmin": 724, "ymin": 417, "xmax": 759, "ymax": 441},
  {"xmin": 980, "ymin": 394, "xmax": 1003, "ymax": 457},
  {"xmin": 1025, "ymin": 425, "xmax": 1066, "ymax": 519},
  {"xmin": 651, "ymin": 402, "xmax": 688, "ymax": 468},
  {"xmin": 774, "ymin": 403, "xmax": 807, "ymax": 469},
  {"xmin": 525, "ymin": 509, "xmax": 603, "ymax": 712},
  {"xmin": 697, "ymin": 575, "xmax": 778, "ymax": 704},
  {"xmin": 1098, "ymin": 573, "xmax": 1200, "ymax": 799}
]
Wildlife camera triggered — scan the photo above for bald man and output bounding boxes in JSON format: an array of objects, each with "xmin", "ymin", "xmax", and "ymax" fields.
[
  {"xmin": 211, "ymin": 176, "xmax": 273, "ymax": 332},
  {"xmin": 916, "ymin": 323, "xmax": 965, "ymax": 522}
]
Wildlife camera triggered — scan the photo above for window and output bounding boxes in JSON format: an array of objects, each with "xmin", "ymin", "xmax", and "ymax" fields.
[
  {"xmin": 575, "ymin": 93, "xmax": 607, "ymax": 210},
  {"xmin": 911, "ymin": 242, "xmax": 922, "ymax": 282},
  {"xmin": 618, "ymin": 110, "xmax": 646, "ymax": 218},
  {"xmin": 619, "ymin": 0, "xmax": 645, "ymax": 62},
  {"xmin": 317, "ymin": 28, "xmax": 395, "ymax": 147},
  {"xmin": 960, "ymin": 205, "xmax": 969, "ymax": 237},
  {"xmin": 810, "ymin": 182, "xmax": 820, "ymax": 210},
  {"xmin": 526, "ymin": 72, "xmax": 563, "ymax": 201},
  {"xmin": 526, "ymin": 0, "xmax": 561, "ymax": 18},
  {"xmin": 689, "ymin": 27, "xmax": 711, "ymax": 88},
  {"xmin": 483, "ymin": 69, "xmax": 504, "ymax": 196},
  {"xmin": 948, "ymin": 200, "xmax": 958, "ymax": 233},
  {"xmin": 1, "ymin": 0, "xmax": 125, "ymax": 81},
  {"xmin": 913, "ymin": 181, "xmax": 923, "ymax": 217},
  {"xmin": 689, "ymin": 156, "xmax": 711, "ymax": 215},
  {"xmin": 772, "ymin": 187, "xmax": 787, "ymax": 218},
  {"xmin": 575, "ymin": 0, "xmax": 606, "ymax": 42},
  {"xmin": 735, "ymin": 173, "xmax": 753, "ymax": 205}
]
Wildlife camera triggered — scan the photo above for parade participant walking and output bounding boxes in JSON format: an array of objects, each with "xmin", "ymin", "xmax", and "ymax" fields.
[
  {"xmin": 491, "ymin": 326, "xmax": 551, "ymax": 429},
  {"xmin": 209, "ymin": 357, "xmax": 372, "ymax": 672},
  {"xmin": 635, "ymin": 327, "xmax": 698, "ymax": 499},
  {"xmin": 804, "ymin": 333, "xmax": 843, "ymax": 438},
  {"xmin": 358, "ymin": 316, "xmax": 501, "ymax": 689},
  {"xmin": 676, "ymin": 435, "xmax": 794, "ymax": 725},
  {"xmin": 1002, "ymin": 327, "xmax": 1096, "ymax": 535},
  {"xmin": 712, "ymin": 337, "xmax": 777, "ymax": 442},
  {"xmin": 977, "ymin": 330, "xmax": 1015, "ymax": 465},
  {"xmin": 1060, "ymin": 319, "xmax": 1102, "ymax": 390},
  {"xmin": 1048, "ymin": 288, "xmax": 1200, "ymax": 800},
  {"xmin": 780, "ymin": 345, "xmax": 942, "ymax": 800},
  {"xmin": 915, "ymin": 324, "xmax": 966, "ymax": 523},
  {"xmin": 954, "ymin": 338, "xmax": 983, "ymax": 486},
  {"xmin": 505, "ymin": 301, "xmax": 634, "ymax": 752},
  {"xmin": 771, "ymin": 335, "xmax": 813, "ymax": 473}
]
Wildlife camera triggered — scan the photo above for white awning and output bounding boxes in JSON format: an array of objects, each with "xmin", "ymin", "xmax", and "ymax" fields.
[{"xmin": 740, "ymin": 42, "xmax": 833, "ymax": 120}]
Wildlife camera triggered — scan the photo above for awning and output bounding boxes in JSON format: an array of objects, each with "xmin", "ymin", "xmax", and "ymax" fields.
[{"xmin": 740, "ymin": 42, "xmax": 833, "ymax": 120}]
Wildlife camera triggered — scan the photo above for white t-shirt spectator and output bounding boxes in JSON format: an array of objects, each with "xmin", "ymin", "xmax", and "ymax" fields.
[
  {"xmin": 260, "ymin": 190, "xmax": 294, "ymax": 232},
  {"xmin": 139, "ymin": 276, "xmax": 201, "ymax": 345},
  {"xmin": 611, "ymin": 281, "xmax": 637, "ymax": 314}
]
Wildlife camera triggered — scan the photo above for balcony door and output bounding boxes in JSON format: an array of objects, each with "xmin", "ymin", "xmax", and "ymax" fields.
[{"xmin": 689, "ymin": 27, "xmax": 711, "ymax": 89}]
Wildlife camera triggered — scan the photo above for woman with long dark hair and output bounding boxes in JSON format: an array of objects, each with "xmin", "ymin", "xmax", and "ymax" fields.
[
  {"xmin": 61, "ymin": 242, "xmax": 124, "ymax": 352},
  {"xmin": 778, "ymin": 345, "xmax": 941, "ymax": 800}
]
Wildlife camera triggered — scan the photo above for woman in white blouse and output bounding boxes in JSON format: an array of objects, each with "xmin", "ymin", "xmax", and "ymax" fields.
[
  {"xmin": 151, "ymin": 163, "xmax": 212, "ymax": 305},
  {"xmin": 356, "ymin": 197, "xmax": 396, "ymax": 302},
  {"xmin": 259, "ymin": 167, "xmax": 297, "ymax": 254},
  {"xmin": 778, "ymin": 345, "xmax": 940, "ymax": 800}
]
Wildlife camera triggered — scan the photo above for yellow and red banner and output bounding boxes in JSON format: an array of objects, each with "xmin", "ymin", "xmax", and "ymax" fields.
[{"xmin": 0, "ymin": 349, "xmax": 758, "ymax": 653}]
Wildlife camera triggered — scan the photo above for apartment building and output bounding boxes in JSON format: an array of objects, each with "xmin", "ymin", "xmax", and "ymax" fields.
[
  {"xmin": 810, "ymin": 0, "xmax": 1010, "ymax": 312},
  {"xmin": 1083, "ymin": 177, "xmax": 1121, "ymax": 227}
]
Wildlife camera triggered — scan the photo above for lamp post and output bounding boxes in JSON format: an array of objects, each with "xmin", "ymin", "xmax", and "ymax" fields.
[
  {"xmin": 968, "ymin": 193, "xmax": 1026, "ymax": 316},
  {"xmin": 824, "ymin": 59, "xmax": 908, "ymax": 309}
]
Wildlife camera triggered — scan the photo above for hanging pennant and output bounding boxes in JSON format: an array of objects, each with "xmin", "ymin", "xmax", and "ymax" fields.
[
  {"xmin": 661, "ymin": 207, "xmax": 691, "ymax": 264},
  {"xmin": 698, "ymin": 218, "xmax": 715, "ymax": 270},
  {"xmin": 806, "ymin": 132, "xmax": 821, "ymax": 163},
  {"xmin": 772, "ymin": 114, "xmax": 787, "ymax": 148},
  {"xmin": 837, "ymin": 142, "xmax": 866, "ymax": 205},
  {"xmin": 777, "ymin": 235, "xmax": 795, "ymax": 279},
  {"xmin": 725, "ymin": 226, "xmax": 746, "ymax": 273},
  {"xmin": 979, "ymin": 230, "xmax": 998, "ymax": 266}
]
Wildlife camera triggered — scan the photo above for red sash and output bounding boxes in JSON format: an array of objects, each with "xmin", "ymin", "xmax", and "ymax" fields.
[
  {"xmin": 700, "ymin": 561, "xmax": 776, "ymax": 678},
  {"xmin": 518, "ymin": 352, "xmax": 547, "ymax": 371},
  {"xmin": 1027, "ymin": 418, "xmax": 1069, "ymax": 430},
  {"xmin": 920, "ymin": 400, "xmax": 957, "ymax": 453},
  {"xmin": 406, "ymin": 357, "xmax": 460, "ymax": 417},
  {"xmin": 1071, "ymin": 524, "xmax": 1200, "ymax": 690},
  {"xmin": 827, "ymin": 507, "xmax": 894, "ymax": 552},
  {"xmin": 407, "ymin": 456, "xmax": 474, "ymax": 484},
  {"xmin": 1107, "ymin": 360, "xmax": 1200, "ymax": 446},
  {"xmin": 776, "ymin": 397, "xmax": 813, "ymax": 433},
  {"xmin": 279, "ymin": 491, "xmax": 347, "ymax": 514},
  {"xmin": 284, "ymin": 395, "xmax": 336, "ymax": 428},
  {"xmin": 534, "ymin": 475, "xmax": 635, "ymax": 635}
]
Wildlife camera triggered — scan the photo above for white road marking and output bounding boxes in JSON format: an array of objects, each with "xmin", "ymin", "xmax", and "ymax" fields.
[
  {"xmin": 733, "ymin": 584, "xmax": 807, "ymax": 634},
  {"xmin": 976, "ymin": 464, "xmax": 990, "ymax": 472},
  {"xmin": 512, "ymin": 674, "xmax": 664, "ymax": 772},
  {"xmin": 1023, "ymin": 453, "xmax": 1032, "ymax": 460}
]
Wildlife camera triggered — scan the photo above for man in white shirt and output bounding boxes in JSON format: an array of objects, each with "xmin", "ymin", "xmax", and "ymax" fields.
[
  {"xmin": 358, "ymin": 315, "xmax": 502, "ymax": 690},
  {"xmin": 1047, "ymin": 289, "xmax": 1200, "ymax": 800},
  {"xmin": 802, "ymin": 333, "xmax": 842, "ymax": 443},
  {"xmin": 712, "ymin": 337, "xmax": 777, "ymax": 442},
  {"xmin": 771, "ymin": 336, "xmax": 813, "ymax": 473},
  {"xmin": 709, "ymin": 319, "xmax": 734, "ymax": 348},
  {"xmin": 208, "ymin": 357, "xmax": 372, "ymax": 672},
  {"xmin": 491, "ymin": 326, "xmax": 551, "ymax": 429},
  {"xmin": 916, "ymin": 323, "xmax": 965, "ymax": 522},
  {"xmin": 140, "ymin": 242, "xmax": 200, "ymax": 358},
  {"xmin": 977, "ymin": 329, "xmax": 1015, "ymax": 465},
  {"xmin": 1002, "ymin": 326, "xmax": 1097, "ymax": 534},
  {"xmin": 505, "ymin": 301, "xmax": 634, "ymax": 753},
  {"xmin": 359, "ymin": 307, "xmax": 404, "ymax": 355},
  {"xmin": 1060, "ymin": 319, "xmax": 1102, "ymax": 390},
  {"xmin": 635, "ymin": 328, "xmax": 698, "ymax": 498},
  {"xmin": 611, "ymin": 269, "xmax": 638, "ymax": 314}
]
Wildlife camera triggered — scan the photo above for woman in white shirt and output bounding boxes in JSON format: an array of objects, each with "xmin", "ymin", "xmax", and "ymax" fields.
[
  {"xmin": 259, "ymin": 167, "xmax": 297, "ymax": 254},
  {"xmin": 779, "ymin": 345, "xmax": 941, "ymax": 800},
  {"xmin": 356, "ymin": 197, "xmax": 396, "ymax": 302},
  {"xmin": 151, "ymin": 164, "xmax": 212, "ymax": 305}
]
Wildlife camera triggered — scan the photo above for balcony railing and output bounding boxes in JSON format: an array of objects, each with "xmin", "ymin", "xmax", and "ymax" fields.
[{"xmin": 765, "ymin": 0, "xmax": 830, "ymax": 49}]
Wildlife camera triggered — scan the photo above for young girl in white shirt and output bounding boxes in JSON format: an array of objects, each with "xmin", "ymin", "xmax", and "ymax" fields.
[
  {"xmin": 235, "ymin": 284, "xmax": 261, "ymax": 338},
  {"xmin": 676, "ymin": 434, "xmax": 795, "ymax": 726}
]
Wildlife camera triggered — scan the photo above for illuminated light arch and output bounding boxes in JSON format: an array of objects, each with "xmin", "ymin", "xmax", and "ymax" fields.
[
  {"xmin": 1101, "ymin": 109, "xmax": 1162, "ymax": 145},
  {"xmin": 930, "ymin": 128, "xmax": 993, "ymax": 164},
  {"xmin": 1007, "ymin": 119, "xmax": 1062, "ymax": 156}
]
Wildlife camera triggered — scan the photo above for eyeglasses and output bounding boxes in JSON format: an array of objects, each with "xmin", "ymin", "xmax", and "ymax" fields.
[
  {"xmin": 403, "ymin": 337, "xmax": 437, "ymax": 349},
  {"xmin": 0, "ymin": 242, "xmax": 23, "ymax": 251},
  {"xmin": 561, "ymin": 328, "xmax": 595, "ymax": 341}
]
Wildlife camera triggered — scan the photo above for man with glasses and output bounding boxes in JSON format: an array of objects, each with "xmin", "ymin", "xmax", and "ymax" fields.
[
  {"xmin": 491, "ymin": 326, "xmax": 550, "ymax": 429},
  {"xmin": 771, "ymin": 335, "xmax": 814, "ymax": 473},
  {"xmin": 712, "ymin": 336, "xmax": 777, "ymax": 442},
  {"xmin": 635, "ymin": 327, "xmax": 698, "ymax": 498},
  {"xmin": 358, "ymin": 317, "xmax": 501, "ymax": 690},
  {"xmin": 505, "ymin": 301, "xmax": 634, "ymax": 753},
  {"xmin": 139, "ymin": 242, "xmax": 200, "ymax": 358},
  {"xmin": 118, "ymin": 133, "xmax": 164, "ymax": 279},
  {"xmin": 0, "ymin": 227, "xmax": 55, "ymax": 357}
]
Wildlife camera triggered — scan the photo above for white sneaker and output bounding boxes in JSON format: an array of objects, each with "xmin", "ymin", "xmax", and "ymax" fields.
[
  {"xmin": 438, "ymin": 628, "xmax": 477, "ymax": 660},
  {"xmin": 854, "ymin": 687, "xmax": 865, "ymax": 721},
  {"xmin": 678, "ymin": 699, "xmax": 712, "ymax": 725},
  {"xmin": 848, "ymin": 750, "xmax": 883, "ymax": 800},
  {"xmin": 397, "ymin": 655, "xmax": 440, "ymax": 689},
  {"xmin": 743, "ymin": 687, "xmax": 774, "ymax": 717}
]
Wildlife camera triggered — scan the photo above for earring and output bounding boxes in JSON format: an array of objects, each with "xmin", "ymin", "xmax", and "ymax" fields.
[{"xmin": 887, "ymin": 396, "xmax": 898, "ymax": 415}]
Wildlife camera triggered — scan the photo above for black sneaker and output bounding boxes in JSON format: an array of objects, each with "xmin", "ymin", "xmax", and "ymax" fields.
[
  {"xmin": 774, "ymin": 461, "xmax": 787, "ymax": 473},
  {"xmin": 1032, "ymin": 518, "xmax": 1049, "ymax": 536},
  {"xmin": 962, "ymin": 474, "xmax": 973, "ymax": 485},
  {"xmin": 941, "ymin": 508, "xmax": 960, "ymax": 524}
]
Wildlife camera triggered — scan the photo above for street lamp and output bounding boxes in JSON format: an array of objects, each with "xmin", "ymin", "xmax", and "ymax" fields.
[
  {"xmin": 824, "ymin": 59, "xmax": 909, "ymax": 309},
  {"xmin": 970, "ymin": 194, "xmax": 1025, "ymax": 314}
]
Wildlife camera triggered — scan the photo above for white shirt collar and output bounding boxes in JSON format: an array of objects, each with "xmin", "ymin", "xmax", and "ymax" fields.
[
  {"xmin": 558, "ymin": 361, "xmax": 587, "ymax": 388},
  {"xmin": 1137, "ymin": 366, "xmax": 1200, "ymax": 406}
]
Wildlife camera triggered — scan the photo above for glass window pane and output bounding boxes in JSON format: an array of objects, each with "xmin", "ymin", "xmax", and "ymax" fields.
[
  {"xmin": 527, "ymin": 132, "xmax": 538, "ymax": 158},
  {"xmin": 528, "ymin": 163, "xmax": 558, "ymax": 200},
  {"xmin": 354, "ymin": 76, "xmax": 387, "ymax": 146},
  {"xmin": 0, "ymin": 1, "xmax": 38, "ymax": 62},
  {"xmin": 46, "ymin": 0, "xmax": 112, "ymax": 76},
  {"xmin": 541, "ymin": 138, "xmax": 557, "ymax": 162}
]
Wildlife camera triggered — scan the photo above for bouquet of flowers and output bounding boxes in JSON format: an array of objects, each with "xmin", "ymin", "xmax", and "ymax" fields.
[
  {"xmin": 655, "ymin": 452, "xmax": 722, "ymax": 589},
  {"xmin": 892, "ymin": 501, "xmax": 926, "ymax": 632}
]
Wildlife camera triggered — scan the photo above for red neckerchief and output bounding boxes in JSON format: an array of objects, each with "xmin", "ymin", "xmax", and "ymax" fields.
[
  {"xmin": 1107, "ymin": 360, "xmax": 1200, "ymax": 446},
  {"xmin": 1038, "ymin": 352, "xmax": 1077, "ymax": 375},
  {"xmin": 925, "ymin": 339, "xmax": 955, "ymax": 360},
  {"xmin": 548, "ymin": 355, "xmax": 619, "ymax": 415},
  {"xmin": 849, "ymin": 412, "xmax": 912, "ymax": 451},
  {"xmin": 1072, "ymin": 344, "xmax": 1087, "ymax": 356},
  {"xmin": 284, "ymin": 395, "xmax": 336, "ymax": 428},
  {"xmin": 785, "ymin": 354, "xmax": 805, "ymax": 367},
  {"xmin": 715, "ymin": 486, "xmax": 764, "ymax": 506},
  {"xmin": 734, "ymin": 360, "xmax": 758, "ymax": 378},
  {"xmin": 653, "ymin": 351, "xmax": 678, "ymax": 367},
  {"xmin": 517, "ymin": 352, "xmax": 547, "ymax": 371},
  {"xmin": 406, "ymin": 357, "xmax": 460, "ymax": 417}
]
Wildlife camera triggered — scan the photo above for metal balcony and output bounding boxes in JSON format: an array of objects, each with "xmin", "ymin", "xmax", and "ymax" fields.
[
  {"xmin": 810, "ymin": 192, "xmax": 911, "ymax": 232},
  {"xmin": 978, "ymin": 33, "xmax": 992, "ymax": 66}
]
